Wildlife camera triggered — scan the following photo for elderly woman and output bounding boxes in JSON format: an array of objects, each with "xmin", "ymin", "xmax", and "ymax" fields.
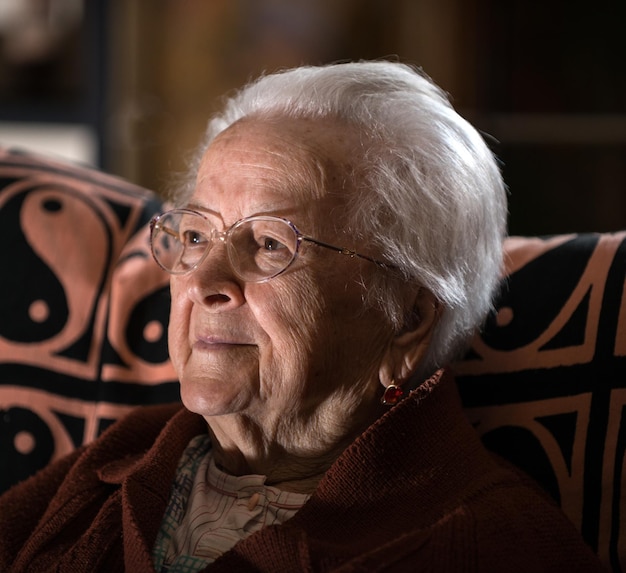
[{"xmin": 0, "ymin": 61, "xmax": 604, "ymax": 572}]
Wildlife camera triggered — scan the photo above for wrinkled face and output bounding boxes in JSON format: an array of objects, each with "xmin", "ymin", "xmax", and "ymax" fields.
[{"xmin": 168, "ymin": 117, "xmax": 395, "ymax": 425}]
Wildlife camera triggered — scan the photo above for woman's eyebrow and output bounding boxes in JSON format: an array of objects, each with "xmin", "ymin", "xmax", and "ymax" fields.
[{"xmin": 185, "ymin": 203, "xmax": 220, "ymax": 218}]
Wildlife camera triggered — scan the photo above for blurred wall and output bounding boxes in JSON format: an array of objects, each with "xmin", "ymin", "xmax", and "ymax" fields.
[
  {"xmin": 104, "ymin": 0, "xmax": 479, "ymax": 197},
  {"xmin": 1, "ymin": 0, "xmax": 625, "ymax": 235}
]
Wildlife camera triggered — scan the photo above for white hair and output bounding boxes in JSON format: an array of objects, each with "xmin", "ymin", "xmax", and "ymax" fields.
[{"xmin": 178, "ymin": 61, "xmax": 507, "ymax": 378}]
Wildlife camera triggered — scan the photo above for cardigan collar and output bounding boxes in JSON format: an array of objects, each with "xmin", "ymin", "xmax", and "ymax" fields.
[{"xmin": 92, "ymin": 369, "xmax": 488, "ymax": 571}]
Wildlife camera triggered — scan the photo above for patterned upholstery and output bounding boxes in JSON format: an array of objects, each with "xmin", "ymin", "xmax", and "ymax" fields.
[
  {"xmin": 455, "ymin": 232, "xmax": 626, "ymax": 571},
  {"xmin": 0, "ymin": 147, "xmax": 624, "ymax": 570},
  {"xmin": 0, "ymin": 147, "xmax": 178, "ymax": 492}
]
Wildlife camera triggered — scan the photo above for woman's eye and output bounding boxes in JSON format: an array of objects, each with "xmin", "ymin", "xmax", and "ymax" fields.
[
  {"xmin": 182, "ymin": 230, "xmax": 205, "ymax": 245},
  {"xmin": 263, "ymin": 237, "xmax": 286, "ymax": 251}
]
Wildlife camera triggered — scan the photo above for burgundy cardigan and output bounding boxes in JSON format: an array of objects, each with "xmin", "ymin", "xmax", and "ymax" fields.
[{"xmin": 0, "ymin": 371, "xmax": 605, "ymax": 572}]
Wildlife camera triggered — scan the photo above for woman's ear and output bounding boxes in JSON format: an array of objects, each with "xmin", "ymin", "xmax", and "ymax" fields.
[{"xmin": 379, "ymin": 287, "xmax": 440, "ymax": 385}]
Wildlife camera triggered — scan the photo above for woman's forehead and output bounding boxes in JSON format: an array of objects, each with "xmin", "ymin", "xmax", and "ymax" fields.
[
  {"xmin": 194, "ymin": 118, "xmax": 361, "ymax": 218},
  {"xmin": 206, "ymin": 117, "xmax": 360, "ymax": 179}
]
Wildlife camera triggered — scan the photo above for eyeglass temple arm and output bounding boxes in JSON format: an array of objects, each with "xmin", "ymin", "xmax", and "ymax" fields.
[
  {"xmin": 151, "ymin": 219, "xmax": 180, "ymax": 240},
  {"xmin": 301, "ymin": 237, "xmax": 394, "ymax": 269}
]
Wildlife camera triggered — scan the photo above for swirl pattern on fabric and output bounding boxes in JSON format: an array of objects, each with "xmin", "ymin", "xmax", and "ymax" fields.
[{"xmin": 0, "ymin": 147, "xmax": 179, "ymax": 493}]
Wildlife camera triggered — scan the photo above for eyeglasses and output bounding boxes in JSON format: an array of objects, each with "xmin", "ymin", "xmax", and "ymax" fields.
[{"xmin": 149, "ymin": 208, "xmax": 391, "ymax": 283}]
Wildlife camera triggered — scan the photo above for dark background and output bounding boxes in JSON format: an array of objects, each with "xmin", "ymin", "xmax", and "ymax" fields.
[{"xmin": 1, "ymin": 0, "xmax": 624, "ymax": 236}]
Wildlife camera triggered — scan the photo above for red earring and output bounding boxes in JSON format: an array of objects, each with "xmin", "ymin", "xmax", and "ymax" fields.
[{"xmin": 381, "ymin": 381, "xmax": 404, "ymax": 406}]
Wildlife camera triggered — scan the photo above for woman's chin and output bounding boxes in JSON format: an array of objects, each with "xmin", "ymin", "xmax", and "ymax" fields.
[{"xmin": 180, "ymin": 379, "xmax": 251, "ymax": 418}]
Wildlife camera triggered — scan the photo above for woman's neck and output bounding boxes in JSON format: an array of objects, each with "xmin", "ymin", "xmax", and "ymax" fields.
[
  {"xmin": 207, "ymin": 424, "xmax": 343, "ymax": 494},
  {"xmin": 204, "ymin": 402, "xmax": 384, "ymax": 494}
]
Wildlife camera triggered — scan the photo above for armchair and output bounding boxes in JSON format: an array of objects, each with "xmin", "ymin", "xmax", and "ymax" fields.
[{"xmin": 1, "ymin": 146, "xmax": 623, "ymax": 571}]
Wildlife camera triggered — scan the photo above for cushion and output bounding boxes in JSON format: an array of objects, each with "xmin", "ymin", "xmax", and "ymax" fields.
[
  {"xmin": 455, "ymin": 232, "xmax": 626, "ymax": 571},
  {"xmin": 0, "ymin": 147, "xmax": 178, "ymax": 493}
]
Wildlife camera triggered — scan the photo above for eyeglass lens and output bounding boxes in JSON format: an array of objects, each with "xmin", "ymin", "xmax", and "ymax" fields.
[{"xmin": 151, "ymin": 210, "xmax": 301, "ymax": 281}]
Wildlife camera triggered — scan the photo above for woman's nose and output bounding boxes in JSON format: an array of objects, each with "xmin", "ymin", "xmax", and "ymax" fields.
[{"xmin": 183, "ymin": 242, "xmax": 245, "ymax": 310}]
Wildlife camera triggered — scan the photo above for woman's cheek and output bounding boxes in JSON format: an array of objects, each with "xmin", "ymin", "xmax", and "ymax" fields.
[{"xmin": 167, "ymin": 286, "xmax": 192, "ymax": 375}]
